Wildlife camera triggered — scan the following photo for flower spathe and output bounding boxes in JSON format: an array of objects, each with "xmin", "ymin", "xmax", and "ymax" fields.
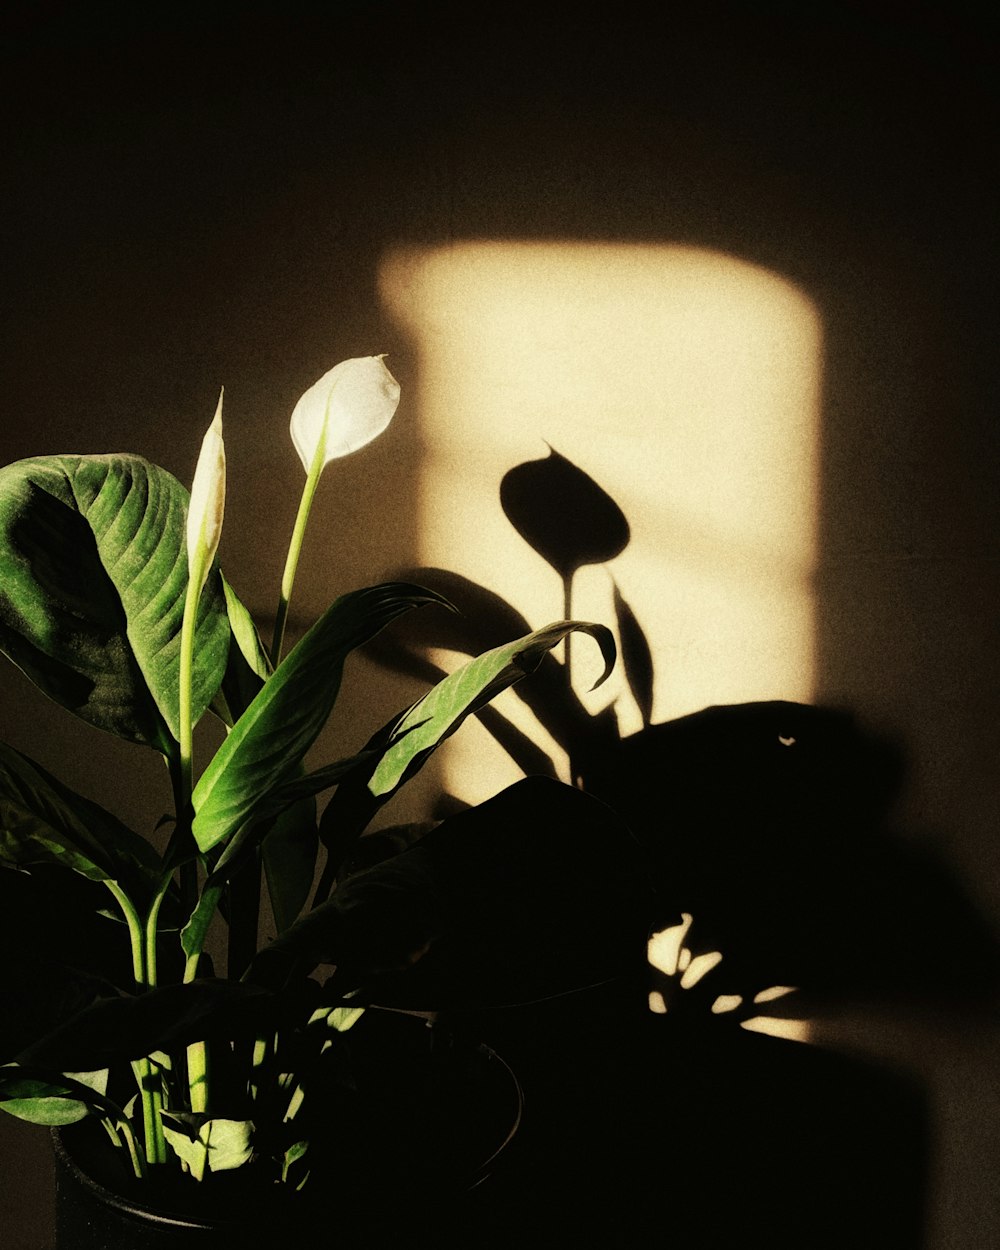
[
  {"xmin": 290, "ymin": 355, "xmax": 400, "ymax": 473},
  {"xmin": 186, "ymin": 390, "xmax": 226, "ymax": 596}
]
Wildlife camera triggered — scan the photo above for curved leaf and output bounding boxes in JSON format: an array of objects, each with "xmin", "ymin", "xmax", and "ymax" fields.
[
  {"xmin": 191, "ymin": 583, "xmax": 451, "ymax": 854},
  {"xmin": 316, "ymin": 621, "xmax": 616, "ymax": 887},
  {"xmin": 367, "ymin": 620, "xmax": 616, "ymax": 800},
  {"xmin": 0, "ymin": 454, "xmax": 230, "ymax": 751},
  {"xmin": 0, "ymin": 743, "xmax": 162, "ymax": 906}
]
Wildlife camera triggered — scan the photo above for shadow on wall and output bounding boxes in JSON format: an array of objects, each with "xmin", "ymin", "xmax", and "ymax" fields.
[
  {"xmin": 350, "ymin": 448, "xmax": 998, "ymax": 1247},
  {"xmin": 365, "ymin": 448, "xmax": 999, "ymax": 1018}
]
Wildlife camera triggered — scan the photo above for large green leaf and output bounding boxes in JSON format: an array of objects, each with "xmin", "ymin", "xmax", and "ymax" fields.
[
  {"xmin": 367, "ymin": 620, "xmax": 615, "ymax": 799},
  {"xmin": 191, "ymin": 583, "xmax": 450, "ymax": 854},
  {"xmin": 0, "ymin": 743, "xmax": 162, "ymax": 907},
  {"xmin": 0, "ymin": 454, "xmax": 230, "ymax": 751}
]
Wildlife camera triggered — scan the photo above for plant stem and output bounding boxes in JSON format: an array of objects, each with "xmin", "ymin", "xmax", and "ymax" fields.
[
  {"xmin": 178, "ymin": 575, "xmax": 200, "ymax": 848},
  {"xmin": 103, "ymin": 884, "xmax": 170, "ymax": 1165},
  {"xmin": 104, "ymin": 1117, "xmax": 146, "ymax": 1180},
  {"xmin": 187, "ymin": 1040, "xmax": 210, "ymax": 1115},
  {"xmin": 272, "ymin": 443, "xmax": 325, "ymax": 665},
  {"xmin": 143, "ymin": 879, "xmax": 170, "ymax": 989},
  {"xmin": 119, "ymin": 1119, "xmax": 147, "ymax": 1179},
  {"xmin": 178, "ymin": 567, "xmax": 214, "ymax": 1117},
  {"xmin": 103, "ymin": 881, "xmax": 146, "ymax": 985},
  {"xmin": 562, "ymin": 573, "xmax": 573, "ymax": 691},
  {"xmin": 131, "ymin": 1057, "xmax": 166, "ymax": 1166}
]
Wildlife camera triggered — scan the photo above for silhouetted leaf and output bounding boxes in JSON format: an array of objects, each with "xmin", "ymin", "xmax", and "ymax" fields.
[
  {"xmin": 613, "ymin": 579, "xmax": 655, "ymax": 728},
  {"xmin": 0, "ymin": 953, "xmax": 119, "ymax": 1063},
  {"xmin": 500, "ymin": 447, "xmax": 629, "ymax": 578},
  {"xmin": 266, "ymin": 778, "xmax": 656, "ymax": 1009},
  {"xmin": 17, "ymin": 979, "xmax": 270, "ymax": 1070}
]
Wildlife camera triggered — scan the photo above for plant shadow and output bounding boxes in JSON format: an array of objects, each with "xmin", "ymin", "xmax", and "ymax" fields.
[{"xmin": 357, "ymin": 445, "xmax": 998, "ymax": 1246}]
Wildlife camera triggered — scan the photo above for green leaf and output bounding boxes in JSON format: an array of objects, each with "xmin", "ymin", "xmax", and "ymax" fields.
[
  {"xmin": 179, "ymin": 753, "xmax": 372, "ymax": 963},
  {"xmin": 0, "ymin": 1066, "xmax": 109, "ymax": 1126},
  {"xmin": 0, "ymin": 454, "xmax": 230, "ymax": 751},
  {"xmin": 210, "ymin": 575, "xmax": 270, "ymax": 727},
  {"xmin": 0, "ymin": 743, "xmax": 162, "ymax": 905},
  {"xmin": 326, "ymin": 1005, "xmax": 365, "ymax": 1033},
  {"xmin": 180, "ymin": 884, "xmax": 225, "ymax": 965},
  {"xmin": 0, "ymin": 1089, "xmax": 90, "ymax": 1125},
  {"xmin": 221, "ymin": 575, "xmax": 272, "ymax": 682},
  {"xmin": 161, "ymin": 1113, "xmax": 254, "ymax": 1176},
  {"xmin": 262, "ymin": 796, "xmax": 318, "ymax": 934},
  {"xmin": 191, "ymin": 583, "xmax": 450, "ymax": 854},
  {"xmin": 367, "ymin": 620, "xmax": 616, "ymax": 799},
  {"xmin": 315, "ymin": 621, "xmax": 615, "ymax": 886}
]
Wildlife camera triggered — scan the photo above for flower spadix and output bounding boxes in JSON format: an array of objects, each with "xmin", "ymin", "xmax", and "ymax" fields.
[
  {"xmin": 186, "ymin": 390, "xmax": 226, "ymax": 597},
  {"xmin": 290, "ymin": 355, "xmax": 400, "ymax": 473}
]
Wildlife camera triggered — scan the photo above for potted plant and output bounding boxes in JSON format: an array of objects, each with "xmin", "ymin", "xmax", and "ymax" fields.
[{"xmin": 0, "ymin": 356, "xmax": 648, "ymax": 1246}]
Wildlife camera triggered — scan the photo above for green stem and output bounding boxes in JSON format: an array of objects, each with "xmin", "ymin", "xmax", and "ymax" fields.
[
  {"xmin": 272, "ymin": 441, "xmax": 326, "ymax": 665},
  {"xmin": 187, "ymin": 1040, "xmax": 210, "ymax": 1114},
  {"xmin": 118, "ymin": 1118, "xmax": 147, "ymax": 1180},
  {"xmin": 178, "ymin": 575, "xmax": 200, "ymax": 842},
  {"xmin": 103, "ymin": 881, "xmax": 146, "ymax": 985},
  {"xmin": 143, "ymin": 879, "xmax": 170, "ymax": 989},
  {"xmin": 101, "ymin": 1117, "xmax": 146, "ymax": 1180},
  {"xmin": 178, "ymin": 568, "xmax": 213, "ymax": 1116},
  {"xmin": 102, "ymin": 883, "xmax": 169, "ymax": 1163},
  {"xmin": 131, "ymin": 1057, "xmax": 166, "ymax": 1166}
]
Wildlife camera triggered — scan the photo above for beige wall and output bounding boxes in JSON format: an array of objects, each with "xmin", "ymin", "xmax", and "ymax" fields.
[{"xmin": 1, "ymin": 5, "xmax": 996, "ymax": 1246}]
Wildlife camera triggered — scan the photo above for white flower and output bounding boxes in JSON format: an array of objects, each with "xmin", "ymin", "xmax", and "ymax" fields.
[
  {"xmin": 290, "ymin": 355, "xmax": 400, "ymax": 473},
  {"xmin": 186, "ymin": 390, "xmax": 226, "ymax": 594}
]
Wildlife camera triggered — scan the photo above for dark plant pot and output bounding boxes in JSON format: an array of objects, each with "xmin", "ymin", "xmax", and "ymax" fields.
[{"xmin": 53, "ymin": 1012, "xmax": 522, "ymax": 1249}]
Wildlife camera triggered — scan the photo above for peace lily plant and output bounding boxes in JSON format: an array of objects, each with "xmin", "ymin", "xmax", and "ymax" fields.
[{"xmin": 0, "ymin": 356, "xmax": 613, "ymax": 1193}]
